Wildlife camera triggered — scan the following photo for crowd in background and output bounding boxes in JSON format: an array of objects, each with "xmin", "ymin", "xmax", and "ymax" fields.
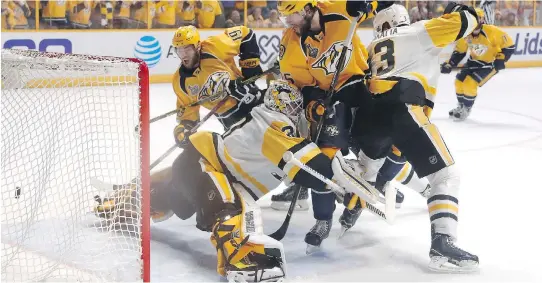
[{"xmin": 2, "ymin": 0, "xmax": 541, "ymax": 30}]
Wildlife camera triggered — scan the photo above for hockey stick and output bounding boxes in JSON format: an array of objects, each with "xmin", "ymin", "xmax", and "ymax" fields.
[
  {"xmin": 134, "ymin": 66, "xmax": 280, "ymax": 133},
  {"xmin": 313, "ymin": 13, "xmax": 362, "ymax": 142},
  {"xmin": 267, "ymin": 13, "xmax": 366, "ymax": 240},
  {"xmin": 268, "ymin": 183, "xmax": 303, "ymax": 241},
  {"xmin": 456, "ymin": 65, "xmax": 493, "ymax": 70},
  {"xmin": 91, "ymin": 144, "xmax": 178, "ymax": 193}
]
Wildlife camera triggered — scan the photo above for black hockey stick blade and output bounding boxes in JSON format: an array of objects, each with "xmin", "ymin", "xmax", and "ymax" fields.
[{"xmin": 268, "ymin": 184, "xmax": 302, "ymax": 241}]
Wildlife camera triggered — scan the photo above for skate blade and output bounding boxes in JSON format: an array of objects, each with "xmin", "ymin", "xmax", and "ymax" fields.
[
  {"xmin": 270, "ymin": 200, "xmax": 309, "ymax": 211},
  {"xmin": 337, "ymin": 226, "xmax": 350, "ymax": 239},
  {"xmin": 306, "ymin": 244, "xmax": 322, "ymax": 255},
  {"xmin": 428, "ymin": 256, "xmax": 479, "ymax": 273}
]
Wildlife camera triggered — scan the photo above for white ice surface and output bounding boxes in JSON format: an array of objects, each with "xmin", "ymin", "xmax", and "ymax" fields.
[{"xmin": 115, "ymin": 69, "xmax": 542, "ymax": 281}]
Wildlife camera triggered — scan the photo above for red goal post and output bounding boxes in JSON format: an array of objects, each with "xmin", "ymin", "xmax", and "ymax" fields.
[{"xmin": 1, "ymin": 49, "xmax": 150, "ymax": 282}]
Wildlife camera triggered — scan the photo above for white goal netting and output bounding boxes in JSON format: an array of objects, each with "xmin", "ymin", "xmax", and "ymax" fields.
[{"xmin": 1, "ymin": 49, "xmax": 149, "ymax": 282}]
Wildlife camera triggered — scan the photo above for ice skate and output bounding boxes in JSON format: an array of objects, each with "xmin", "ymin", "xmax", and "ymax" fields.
[
  {"xmin": 338, "ymin": 194, "xmax": 363, "ymax": 238},
  {"xmin": 448, "ymin": 103, "xmax": 462, "ymax": 118},
  {"xmin": 453, "ymin": 105, "xmax": 471, "ymax": 121},
  {"xmin": 429, "ymin": 230, "xmax": 479, "ymax": 273},
  {"xmin": 270, "ymin": 184, "xmax": 309, "ymax": 211},
  {"xmin": 305, "ymin": 219, "xmax": 332, "ymax": 254}
]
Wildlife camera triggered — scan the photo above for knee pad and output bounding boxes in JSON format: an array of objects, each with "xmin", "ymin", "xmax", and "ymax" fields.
[{"xmin": 357, "ymin": 149, "xmax": 386, "ymax": 182}]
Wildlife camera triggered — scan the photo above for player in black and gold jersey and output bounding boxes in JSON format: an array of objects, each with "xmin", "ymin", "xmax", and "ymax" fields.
[
  {"xmin": 276, "ymin": 0, "xmax": 392, "ymax": 248},
  {"xmin": 94, "ymin": 25, "xmax": 265, "ymax": 225},
  {"xmin": 441, "ymin": 8, "xmax": 515, "ymax": 121}
]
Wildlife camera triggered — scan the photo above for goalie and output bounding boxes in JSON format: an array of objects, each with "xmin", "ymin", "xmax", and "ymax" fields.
[{"xmin": 95, "ymin": 80, "xmax": 376, "ymax": 282}]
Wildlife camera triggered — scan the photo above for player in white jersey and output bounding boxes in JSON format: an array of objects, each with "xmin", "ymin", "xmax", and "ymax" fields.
[{"xmin": 349, "ymin": 2, "xmax": 480, "ymax": 272}]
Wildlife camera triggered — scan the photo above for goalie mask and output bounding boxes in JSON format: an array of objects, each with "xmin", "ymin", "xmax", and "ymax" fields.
[{"xmin": 264, "ymin": 80, "xmax": 303, "ymax": 123}]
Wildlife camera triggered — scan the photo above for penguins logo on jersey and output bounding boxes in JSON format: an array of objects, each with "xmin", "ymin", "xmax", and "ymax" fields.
[
  {"xmin": 198, "ymin": 71, "xmax": 230, "ymax": 101},
  {"xmin": 312, "ymin": 41, "xmax": 353, "ymax": 76}
]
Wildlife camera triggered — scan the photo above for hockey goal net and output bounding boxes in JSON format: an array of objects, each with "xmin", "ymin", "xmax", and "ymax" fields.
[{"xmin": 1, "ymin": 49, "xmax": 150, "ymax": 282}]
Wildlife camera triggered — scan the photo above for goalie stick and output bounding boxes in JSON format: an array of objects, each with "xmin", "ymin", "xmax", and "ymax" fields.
[{"xmin": 282, "ymin": 151, "xmax": 396, "ymax": 224}]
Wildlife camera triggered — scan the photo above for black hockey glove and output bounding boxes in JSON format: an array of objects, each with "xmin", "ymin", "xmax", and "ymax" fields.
[
  {"xmin": 440, "ymin": 62, "xmax": 453, "ymax": 74},
  {"xmin": 494, "ymin": 59, "xmax": 505, "ymax": 71},
  {"xmin": 345, "ymin": 0, "xmax": 373, "ymax": 17},
  {"xmin": 174, "ymin": 120, "xmax": 197, "ymax": 148},
  {"xmin": 228, "ymin": 79, "xmax": 262, "ymax": 106}
]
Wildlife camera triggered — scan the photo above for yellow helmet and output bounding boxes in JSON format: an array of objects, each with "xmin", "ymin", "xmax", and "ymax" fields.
[
  {"xmin": 172, "ymin": 25, "xmax": 200, "ymax": 48},
  {"xmin": 475, "ymin": 8, "xmax": 485, "ymax": 21},
  {"xmin": 277, "ymin": 0, "xmax": 317, "ymax": 16}
]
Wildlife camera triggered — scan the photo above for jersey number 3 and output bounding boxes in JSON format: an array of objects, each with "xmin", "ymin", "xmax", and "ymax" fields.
[{"xmin": 372, "ymin": 40, "xmax": 395, "ymax": 76}]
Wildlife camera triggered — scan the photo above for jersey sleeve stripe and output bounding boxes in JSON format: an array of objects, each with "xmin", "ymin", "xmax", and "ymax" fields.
[
  {"xmin": 455, "ymin": 11, "xmax": 468, "ymax": 41},
  {"xmin": 277, "ymin": 139, "xmax": 312, "ymax": 170}
]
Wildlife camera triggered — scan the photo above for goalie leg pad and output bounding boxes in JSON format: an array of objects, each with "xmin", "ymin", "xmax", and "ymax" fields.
[{"xmin": 211, "ymin": 200, "xmax": 286, "ymax": 282}]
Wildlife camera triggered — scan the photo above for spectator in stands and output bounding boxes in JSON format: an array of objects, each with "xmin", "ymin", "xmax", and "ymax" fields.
[
  {"xmin": 177, "ymin": 0, "xmax": 195, "ymax": 27},
  {"xmin": 154, "ymin": 0, "xmax": 176, "ymax": 28},
  {"xmin": 249, "ymin": 0, "xmax": 268, "ymax": 18},
  {"xmin": 67, "ymin": 1, "xmax": 92, "ymax": 29},
  {"xmin": 226, "ymin": 9, "xmax": 242, "ymax": 26},
  {"xmin": 89, "ymin": 1, "xmax": 113, "ymax": 29},
  {"xmin": 247, "ymin": 6, "xmax": 265, "ymax": 28},
  {"xmin": 537, "ymin": 1, "xmax": 542, "ymax": 25},
  {"xmin": 132, "ymin": 1, "xmax": 152, "ymax": 29},
  {"xmin": 3, "ymin": 1, "xmax": 32, "ymax": 29},
  {"xmin": 40, "ymin": 0, "xmax": 68, "ymax": 29},
  {"xmin": 264, "ymin": 9, "xmax": 283, "ymax": 28},
  {"xmin": 504, "ymin": 11, "xmax": 518, "ymax": 26},
  {"xmin": 195, "ymin": 0, "xmax": 225, "ymax": 28},
  {"xmin": 2, "ymin": 2, "xmax": 16, "ymax": 30}
]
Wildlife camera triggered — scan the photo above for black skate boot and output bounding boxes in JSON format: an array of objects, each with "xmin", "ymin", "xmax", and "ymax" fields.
[
  {"xmin": 338, "ymin": 193, "xmax": 363, "ymax": 238},
  {"xmin": 305, "ymin": 219, "xmax": 332, "ymax": 254},
  {"xmin": 271, "ymin": 184, "xmax": 309, "ymax": 211},
  {"xmin": 429, "ymin": 227, "xmax": 479, "ymax": 273},
  {"xmin": 372, "ymin": 179, "xmax": 405, "ymax": 208}
]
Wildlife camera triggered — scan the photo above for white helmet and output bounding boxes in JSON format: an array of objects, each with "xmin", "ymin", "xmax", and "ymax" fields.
[
  {"xmin": 373, "ymin": 4, "xmax": 410, "ymax": 33},
  {"xmin": 264, "ymin": 80, "xmax": 303, "ymax": 123}
]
